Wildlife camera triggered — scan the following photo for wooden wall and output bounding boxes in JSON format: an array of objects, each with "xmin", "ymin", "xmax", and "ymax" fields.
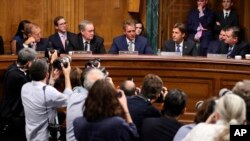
[
  {"xmin": 0, "ymin": 0, "xmax": 249, "ymax": 53},
  {"xmin": 0, "ymin": 0, "xmax": 145, "ymax": 54}
]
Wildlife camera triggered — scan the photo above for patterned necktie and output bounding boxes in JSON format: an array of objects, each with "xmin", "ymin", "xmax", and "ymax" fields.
[
  {"xmin": 128, "ymin": 41, "xmax": 133, "ymax": 51},
  {"xmin": 227, "ymin": 46, "xmax": 233, "ymax": 58},
  {"xmin": 176, "ymin": 44, "xmax": 181, "ymax": 52}
]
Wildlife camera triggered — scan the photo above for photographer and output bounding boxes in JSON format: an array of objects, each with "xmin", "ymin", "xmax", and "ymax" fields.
[{"xmin": 21, "ymin": 58, "xmax": 72, "ymax": 141}]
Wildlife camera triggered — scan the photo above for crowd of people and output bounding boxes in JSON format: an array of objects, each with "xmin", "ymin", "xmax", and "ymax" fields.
[
  {"xmin": 2, "ymin": 0, "xmax": 249, "ymax": 58},
  {"xmin": 0, "ymin": 46, "xmax": 249, "ymax": 141},
  {"xmin": 0, "ymin": 0, "xmax": 250, "ymax": 141}
]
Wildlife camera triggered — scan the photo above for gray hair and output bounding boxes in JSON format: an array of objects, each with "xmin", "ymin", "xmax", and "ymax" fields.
[
  {"xmin": 17, "ymin": 48, "xmax": 37, "ymax": 66},
  {"xmin": 78, "ymin": 20, "xmax": 93, "ymax": 31},
  {"xmin": 84, "ymin": 68, "xmax": 105, "ymax": 90},
  {"xmin": 215, "ymin": 94, "xmax": 246, "ymax": 125}
]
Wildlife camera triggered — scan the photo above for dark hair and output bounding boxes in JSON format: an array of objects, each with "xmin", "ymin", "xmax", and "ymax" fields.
[
  {"xmin": 54, "ymin": 16, "xmax": 65, "ymax": 26},
  {"xmin": 194, "ymin": 97, "xmax": 216, "ymax": 123},
  {"xmin": 17, "ymin": 48, "xmax": 37, "ymax": 66},
  {"xmin": 134, "ymin": 19, "xmax": 145, "ymax": 36},
  {"xmin": 120, "ymin": 80, "xmax": 136, "ymax": 96},
  {"xmin": 227, "ymin": 26, "xmax": 241, "ymax": 39},
  {"xmin": 70, "ymin": 67, "xmax": 83, "ymax": 88},
  {"xmin": 141, "ymin": 74, "xmax": 163, "ymax": 99},
  {"xmin": 15, "ymin": 20, "xmax": 31, "ymax": 38},
  {"xmin": 29, "ymin": 58, "xmax": 48, "ymax": 81},
  {"xmin": 84, "ymin": 79, "xmax": 124, "ymax": 121},
  {"xmin": 173, "ymin": 23, "xmax": 187, "ymax": 35},
  {"xmin": 163, "ymin": 89, "xmax": 187, "ymax": 117}
]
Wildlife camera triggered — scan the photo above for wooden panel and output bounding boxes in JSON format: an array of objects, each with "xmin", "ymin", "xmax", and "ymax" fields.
[
  {"xmin": 1, "ymin": 55, "xmax": 250, "ymax": 123},
  {"xmin": 128, "ymin": 0, "xmax": 140, "ymax": 13}
]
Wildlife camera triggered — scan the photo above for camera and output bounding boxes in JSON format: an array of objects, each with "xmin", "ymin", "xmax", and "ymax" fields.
[
  {"xmin": 85, "ymin": 58, "xmax": 101, "ymax": 68},
  {"xmin": 52, "ymin": 56, "xmax": 72, "ymax": 70},
  {"xmin": 45, "ymin": 48, "xmax": 60, "ymax": 59},
  {"xmin": 48, "ymin": 123, "xmax": 61, "ymax": 132}
]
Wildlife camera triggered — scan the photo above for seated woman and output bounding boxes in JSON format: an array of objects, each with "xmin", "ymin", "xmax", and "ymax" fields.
[
  {"xmin": 10, "ymin": 20, "xmax": 31, "ymax": 54},
  {"xmin": 73, "ymin": 79, "xmax": 139, "ymax": 141}
]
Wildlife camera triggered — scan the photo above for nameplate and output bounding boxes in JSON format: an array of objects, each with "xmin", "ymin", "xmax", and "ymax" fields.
[
  {"xmin": 160, "ymin": 52, "xmax": 181, "ymax": 56},
  {"xmin": 69, "ymin": 51, "xmax": 92, "ymax": 55},
  {"xmin": 207, "ymin": 53, "xmax": 227, "ymax": 59},
  {"xmin": 119, "ymin": 51, "xmax": 138, "ymax": 55}
]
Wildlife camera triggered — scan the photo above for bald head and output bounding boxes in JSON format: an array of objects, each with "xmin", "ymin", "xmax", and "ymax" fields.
[{"xmin": 120, "ymin": 80, "xmax": 136, "ymax": 96}]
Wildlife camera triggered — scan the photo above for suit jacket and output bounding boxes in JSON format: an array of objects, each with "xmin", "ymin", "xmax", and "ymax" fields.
[
  {"xmin": 108, "ymin": 35, "xmax": 153, "ymax": 54},
  {"xmin": 187, "ymin": 7, "xmax": 215, "ymax": 39},
  {"xmin": 162, "ymin": 39, "xmax": 198, "ymax": 56},
  {"xmin": 207, "ymin": 40, "xmax": 225, "ymax": 54},
  {"xmin": 77, "ymin": 34, "xmax": 106, "ymax": 54},
  {"xmin": 214, "ymin": 10, "xmax": 239, "ymax": 34},
  {"xmin": 16, "ymin": 38, "xmax": 51, "ymax": 53},
  {"xmin": 48, "ymin": 31, "xmax": 78, "ymax": 54},
  {"xmin": 218, "ymin": 41, "xmax": 250, "ymax": 58}
]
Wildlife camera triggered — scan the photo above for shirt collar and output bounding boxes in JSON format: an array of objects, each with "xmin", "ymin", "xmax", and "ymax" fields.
[
  {"xmin": 176, "ymin": 40, "xmax": 184, "ymax": 47},
  {"xmin": 126, "ymin": 38, "xmax": 135, "ymax": 44}
]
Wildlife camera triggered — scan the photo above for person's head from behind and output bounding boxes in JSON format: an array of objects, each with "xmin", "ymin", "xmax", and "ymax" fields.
[
  {"xmin": 25, "ymin": 23, "xmax": 42, "ymax": 42},
  {"xmin": 123, "ymin": 19, "xmax": 136, "ymax": 41},
  {"xmin": 222, "ymin": 0, "xmax": 233, "ymax": 10},
  {"xmin": 140, "ymin": 74, "xmax": 163, "ymax": 101},
  {"xmin": 134, "ymin": 20, "xmax": 144, "ymax": 36},
  {"xmin": 15, "ymin": 20, "xmax": 31, "ymax": 38},
  {"xmin": 215, "ymin": 94, "xmax": 246, "ymax": 125},
  {"xmin": 84, "ymin": 79, "xmax": 124, "ymax": 121},
  {"xmin": 224, "ymin": 26, "xmax": 241, "ymax": 46},
  {"xmin": 17, "ymin": 48, "xmax": 37, "ymax": 69},
  {"xmin": 54, "ymin": 16, "xmax": 67, "ymax": 33},
  {"xmin": 70, "ymin": 67, "xmax": 83, "ymax": 88},
  {"xmin": 232, "ymin": 80, "xmax": 250, "ymax": 124},
  {"xmin": 120, "ymin": 80, "xmax": 136, "ymax": 96},
  {"xmin": 194, "ymin": 97, "xmax": 217, "ymax": 123},
  {"xmin": 29, "ymin": 58, "xmax": 49, "ymax": 81},
  {"xmin": 83, "ymin": 68, "xmax": 105, "ymax": 91},
  {"xmin": 172, "ymin": 23, "xmax": 186, "ymax": 44},
  {"xmin": 163, "ymin": 89, "xmax": 187, "ymax": 118},
  {"xmin": 78, "ymin": 20, "xmax": 95, "ymax": 42}
]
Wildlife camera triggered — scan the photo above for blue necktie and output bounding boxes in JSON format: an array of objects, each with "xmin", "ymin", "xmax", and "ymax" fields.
[
  {"xmin": 227, "ymin": 46, "xmax": 233, "ymax": 58},
  {"xmin": 176, "ymin": 44, "xmax": 180, "ymax": 52}
]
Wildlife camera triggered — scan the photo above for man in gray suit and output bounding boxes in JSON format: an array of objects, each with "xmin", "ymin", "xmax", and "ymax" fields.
[{"xmin": 162, "ymin": 23, "xmax": 198, "ymax": 56}]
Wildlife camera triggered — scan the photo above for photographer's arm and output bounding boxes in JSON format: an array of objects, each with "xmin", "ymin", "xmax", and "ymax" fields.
[
  {"xmin": 61, "ymin": 63, "xmax": 72, "ymax": 90},
  {"xmin": 117, "ymin": 89, "xmax": 133, "ymax": 124}
]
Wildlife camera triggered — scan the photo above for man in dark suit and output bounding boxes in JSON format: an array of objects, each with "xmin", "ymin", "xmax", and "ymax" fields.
[
  {"xmin": 109, "ymin": 19, "xmax": 153, "ymax": 54},
  {"xmin": 218, "ymin": 26, "xmax": 250, "ymax": 58},
  {"xmin": 162, "ymin": 23, "xmax": 198, "ymax": 56},
  {"xmin": 48, "ymin": 16, "xmax": 78, "ymax": 54},
  {"xmin": 16, "ymin": 23, "xmax": 50, "ymax": 53},
  {"xmin": 187, "ymin": 0, "xmax": 215, "ymax": 56},
  {"xmin": 207, "ymin": 28, "xmax": 227, "ymax": 54},
  {"xmin": 77, "ymin": 20, "xmax": 106, "ymax": 54},
  {"xmin": 214, "ymin": 0, "xmax": 239, "ymax": 36}
]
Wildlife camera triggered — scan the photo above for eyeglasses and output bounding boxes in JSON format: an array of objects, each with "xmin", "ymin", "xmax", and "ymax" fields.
[{"xmin": 58, "ymin": 22, "xmax": 67, "ymax": 26}]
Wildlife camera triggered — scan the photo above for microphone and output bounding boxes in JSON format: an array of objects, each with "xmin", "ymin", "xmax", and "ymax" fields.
[{"xmin": 219, "ymin": 88, "xmax": 232, "ymax": 97}]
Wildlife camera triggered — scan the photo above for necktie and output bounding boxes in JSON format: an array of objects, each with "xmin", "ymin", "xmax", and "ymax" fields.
[
  {"xmin": 225, "ymin": 12, "xmax": 229, "ymax": 19},
  {"xmin": 128, "ymin": 41, "xmax": 133, "ymax": 51},
  {"xmin": 176, "ymin": 44, "xmax": 181, "ymax": 52},
  {"xmin": 61, "ymin": 35, "xmax": 66, "ymax": 49},
  {"xmin": 84, "ymin": 41, "xmax": 88, "ymax": 51},
  {"xmin": 227, "ymin": 46, "xmax": 233, "ymax": 58}
]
